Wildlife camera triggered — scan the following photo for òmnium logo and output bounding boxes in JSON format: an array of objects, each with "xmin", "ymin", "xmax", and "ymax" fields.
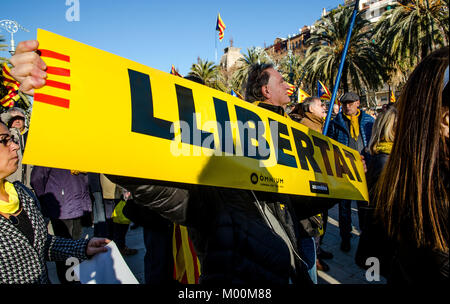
[
  {"xmin": 250, "ymin": 173, "xmax": 259, "ymax": 184},
  {"xmin": 250, "ymin": 173, "xmax": 284, "ymax": 187},
  {"xmin": 309, "ymin": 181, "xmax": 329, "ymax": 194}
]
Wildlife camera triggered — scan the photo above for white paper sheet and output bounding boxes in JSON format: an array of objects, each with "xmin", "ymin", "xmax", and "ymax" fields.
[{"xmin": 74, "ymin": 241, "xmax": 139, "ymax": 284}]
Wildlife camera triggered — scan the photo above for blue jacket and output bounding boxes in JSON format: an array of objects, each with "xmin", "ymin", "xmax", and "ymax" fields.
[{"xmin": 328, "ymin": 111, "xmax": 374, "ymax": 150}]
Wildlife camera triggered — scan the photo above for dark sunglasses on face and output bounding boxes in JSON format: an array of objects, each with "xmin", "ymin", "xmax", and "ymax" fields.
[{"xmin": 0, "ymin": 135, "xmax": 19, "ymax": 147}]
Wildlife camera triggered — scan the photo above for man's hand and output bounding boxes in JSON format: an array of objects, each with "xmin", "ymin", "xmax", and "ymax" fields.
[
  {"xmin": 9, "ymin": 40, "xmax": 47, "ymax": 96},
  {"xmin": 86, "ymin": 237, "xmax": 110, "ymax": 257}
]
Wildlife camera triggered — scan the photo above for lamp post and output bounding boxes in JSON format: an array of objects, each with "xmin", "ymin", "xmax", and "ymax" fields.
[{"xmin": 0, "ymin": 20, "xmax": 29, "ymax": 55}]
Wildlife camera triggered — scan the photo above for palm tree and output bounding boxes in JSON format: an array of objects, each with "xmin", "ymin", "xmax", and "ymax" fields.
[
  {"xmin": 188, "ymin": 58, "xmax": 218, "ymax": 85},
  {"xmin": 188, "ymin": 58, "xmax": 227, "ymax": 92},
  {"xmin": 231, "ymin": 47, "xmax": 273, "ymax": 96},
  {"xmin": 374, "ymin": 0, "xmax": 449, "ymax": 70},
  {"xmin": 301, "ymin": 5, "xmax": 388, "ymax": 94},
  {"xmin": 278, "ymin": 53, "xmax": 304, "ymax": 86}
]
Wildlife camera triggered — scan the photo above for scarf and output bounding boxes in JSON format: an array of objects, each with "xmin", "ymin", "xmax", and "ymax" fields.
[
  {"xmin": 374, "ymin": 141, "xmax": 393, "ymax": 155},
  {"xmin": 343, "ymin": 110, "xmax": 360, "ymax": 141},
  {"xmin": 0, "ymin": 181, "xmax": 20, "ymax": 214}
]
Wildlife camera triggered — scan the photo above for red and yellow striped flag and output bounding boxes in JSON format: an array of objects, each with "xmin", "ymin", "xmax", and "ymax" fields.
[
  {"xmin": 171, "ymin": 65, "xmax": 182, "ymax": 77},
  {"xmin": 390, "ymin": 91, "xmax": 396, "ymax": 103},
  {"xmin": 286, "ymin": 83, "xmax": 295, "ymax": 96},
  {"xmin": 216, "ymin": 13, "xmax": 226, "ymax": 42},
  {"xmin": 173, "ymin": 224, "xmax": 201, "ymax": 284},
  {"xmin": 1, "ymin": 63, "xmax": 21, "ymax": 108}
]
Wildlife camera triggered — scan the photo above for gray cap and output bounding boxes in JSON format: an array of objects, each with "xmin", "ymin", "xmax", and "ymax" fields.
[{"xmin": 340, "ymin": 92, "xmax": 360, "ymax": 103}]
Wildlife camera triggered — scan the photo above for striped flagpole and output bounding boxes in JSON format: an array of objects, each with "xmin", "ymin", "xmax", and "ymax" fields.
[{"xmin": 323, "ymin": 0, "xmax": 360, "ymax": 136}]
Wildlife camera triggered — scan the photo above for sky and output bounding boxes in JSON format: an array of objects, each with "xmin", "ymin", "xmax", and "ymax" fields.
[{"xmin": 2, "ymin": 0, "xmax": 342, "ymax": 76}]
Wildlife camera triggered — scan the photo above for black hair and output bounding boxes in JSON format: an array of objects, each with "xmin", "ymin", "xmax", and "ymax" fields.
[{"xmin": 244, "ymin": 63, "xmax": 274, "ymax": 103}]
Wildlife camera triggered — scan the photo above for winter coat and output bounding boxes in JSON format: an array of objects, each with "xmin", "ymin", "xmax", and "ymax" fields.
[
  {"xmin": 355, "ymin": 152, "xmax": 394, "ymax": 277},
  {"xmin": 0, "ymin": 182, "xmax": 89, "ymax": 284},
  {"xmin": 299, "ymin": 112, "xmax": 324, "ymax": 133},
  {"xmin": 87, "ymin": 172, "xmax": 102, "ymax": 193},
  {"xmin": 30, "ymin": 167, "xmax": 92, "ymax": 220},
  {"xmin": 107, "ymin": 176, "xmax": 335, "ymax": 284},
  {"xmin": 389, "ymin": 242, "xmax": 449, "ymax": 284},
  {"xmin": 327, "ymin": 110, "xmax": 374, "ymax": 153}
]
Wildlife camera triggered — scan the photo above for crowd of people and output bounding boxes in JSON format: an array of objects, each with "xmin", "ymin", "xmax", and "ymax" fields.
[{"xmin": 0, "ymin": 39, "xmax": 447, "ymax": 285}]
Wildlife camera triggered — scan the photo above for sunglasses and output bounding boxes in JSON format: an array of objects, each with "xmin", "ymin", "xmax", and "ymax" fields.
[{"xmin": 0, "ymin": 135, "xmax": 19, "ymax": 147}]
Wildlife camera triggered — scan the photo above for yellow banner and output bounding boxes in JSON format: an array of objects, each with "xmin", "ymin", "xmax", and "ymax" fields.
[{"xmin": 23, "ymin": 29, "xmax": 368, "ymax": 201}]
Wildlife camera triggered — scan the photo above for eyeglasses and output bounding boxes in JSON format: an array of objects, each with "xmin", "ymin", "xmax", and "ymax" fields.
[{"xmin": 0, "ymin": 135, "xmax": 19, "ymax": 147}]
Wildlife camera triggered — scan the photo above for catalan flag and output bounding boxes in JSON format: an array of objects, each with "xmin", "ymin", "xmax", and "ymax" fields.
[
  {"xmin": 390, "ymin": 91, "xmax": 396, "ymax": 103},
  {"xmin": 216, "ymin": 13, "xmax": 226, "ymax": 42},
  {"xmin": 171, "ymin": 65, "xmax": 182, "ymax": 77},
  {"xmin": 33, "ymin": 49, "xmax": 72, "ymax": 109},
  {"xmin": 298, "ymin": 88, "xmax": 310, "ymax": 103},
  {"xmin": 286, "ymin": 83, "xmax": 295, "ymax": 96},
  {"xmin": 1, "ymin": 62, "xmax": 21, "ymax": 108},
  {"xmin": 173, "ymin": 224, "xmax": 201, "ymax": 284},
  {"xmin": 317, "ymin": 80, "xmax": 331, "ymax": 100}
]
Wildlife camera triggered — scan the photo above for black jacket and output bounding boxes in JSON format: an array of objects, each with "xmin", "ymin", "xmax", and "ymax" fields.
[
  {"xmin": 106, "ymin": 176, "xmax": 335, "ymax": 284},
  {"xmin": 108, "ymin": 101, "xmax": 336, "ymax": 284},
  {"xmin": 355, "ymin": 152, "xmax": 394, "ymax": 277}
]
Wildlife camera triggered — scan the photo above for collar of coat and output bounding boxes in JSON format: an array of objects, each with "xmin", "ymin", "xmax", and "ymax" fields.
[{"xmin": 252, "ymin": 101, "xmax": 287, "ymax": 117}]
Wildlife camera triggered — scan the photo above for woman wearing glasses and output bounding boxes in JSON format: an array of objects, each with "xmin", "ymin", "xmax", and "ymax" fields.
[{"xmin": 0, "ymin": 122, "xmax": 110, "ymax": 284}]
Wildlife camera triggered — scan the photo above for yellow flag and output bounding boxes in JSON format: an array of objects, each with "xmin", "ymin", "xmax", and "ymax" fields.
[
  {"xmin": 298, "ymin": 88, "xmax": 310, "ymax": 103},
  {"xmin": 390, "ymin": 91, "xmax": 396, "ymax": 103}
]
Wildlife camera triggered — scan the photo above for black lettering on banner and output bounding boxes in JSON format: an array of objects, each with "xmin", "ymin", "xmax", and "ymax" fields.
[
  {"xmin": 332, "ymin": 144, "xmax": 355, "ymax": 180},
  {"xmin": 268, "ymin": 118, "xmax": 297, "ymax": 168},
  {"xmin": 235, "ymin": 105, "xmax": 270, "ymax": 160},
  {"xmin": 343, "ymin": 149, "xmax": 362, "ymax": 182},
  {"xmin": 291, "ymin": 127, "xmax": 322, "ymax": 173},
  {"xmin": 176, "ymin": 84, "xmax": 215, "ymax": 149},
  {"xmin": 213, "ymin": 97, "xmax": 236, "ymax": 154},
  {"xmin": 312, "ymin": 136, "xmax": 334, "ymax": 176},
  {"xmin": 129, "ymin": 69, "xmax": 174, "ymax": 140}
]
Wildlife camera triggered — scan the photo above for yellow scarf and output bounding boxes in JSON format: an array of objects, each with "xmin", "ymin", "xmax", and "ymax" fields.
[
  {"xmin": 0, "ymin": 181, "xmax": 20, "ymax": 214},
  {"xmin": 374, "ymin": 141, "xmax": 393, "ymax": 155},
  {"xmin": 343, "ymin": 110, "xmax": 360, "ymax": 141}
]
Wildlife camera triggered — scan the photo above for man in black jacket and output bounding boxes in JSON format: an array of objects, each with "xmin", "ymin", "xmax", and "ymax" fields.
[{"xmin": 108, "ymin": 64, "xmax": 336, "ymax": 284}]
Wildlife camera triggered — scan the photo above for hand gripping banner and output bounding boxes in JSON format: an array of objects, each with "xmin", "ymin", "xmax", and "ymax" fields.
[{"xmin": 23, "ymin": 29, "xmax": 368, "ymax": 201}]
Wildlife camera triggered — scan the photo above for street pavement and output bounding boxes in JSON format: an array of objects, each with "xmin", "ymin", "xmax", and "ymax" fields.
[{"xmin": 47, "ymin": 201, "xmax": 386, "ymax": 285}]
